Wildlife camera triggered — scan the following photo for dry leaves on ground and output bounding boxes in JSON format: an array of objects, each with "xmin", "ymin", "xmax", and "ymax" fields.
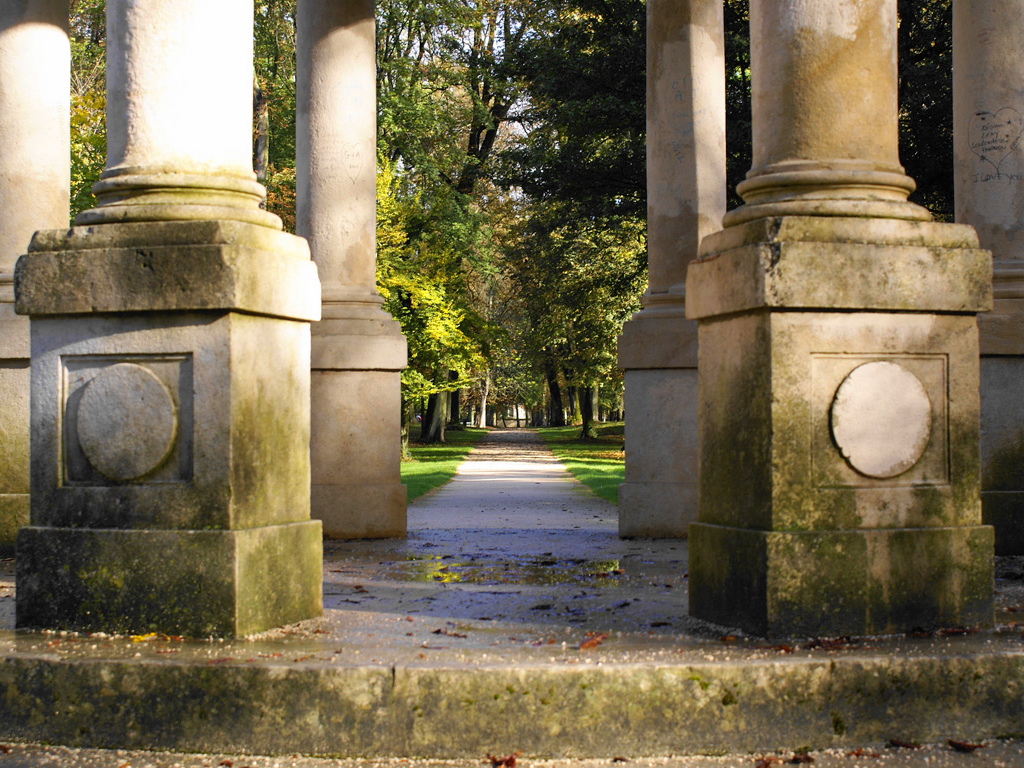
[{"xmin": 486, "ymin": 751, "xmax": 522, "ymax": 768}]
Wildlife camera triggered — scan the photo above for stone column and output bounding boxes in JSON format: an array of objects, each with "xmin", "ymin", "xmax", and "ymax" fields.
[
  {"xmin": 14, "ymin": 0, "xmax": 323, "ymax": 637},
  {"xmin": 297, "ymin": 0, "xmax": 408, "ymax": 539},
  {"xmin": 685, "ymin": 0, "xmax": 993, "ymax": 636},
  {"xmin": 0, "ymin": 1, "xmax": 69, "ymax": 552},
  {"xmin": 617, "ymin": 0, "xmax": 725, "ymax": 538},
  {"xmin": 954, "ymin": 0, "xmax": 1024, "ymax": 554}
]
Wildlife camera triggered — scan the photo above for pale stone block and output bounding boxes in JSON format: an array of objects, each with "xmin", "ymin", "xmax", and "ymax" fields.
[
  {"xmin": 980, "ymin": 356, "xmax": 1024, "ymax": 554},
  {"xmin": 618, "ymin": 368, "xmax": 697, "ymax": 538}
]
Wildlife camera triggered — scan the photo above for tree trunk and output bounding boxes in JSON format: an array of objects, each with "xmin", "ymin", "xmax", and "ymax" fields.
[
  {"xmin": 400, "ymin": 395, "xmax": 413, "ymax": 460},
  {"xmin": 515, "ymin": 405, "xmax": 521, "ymax": 428},
  {"xmin": 252, "ymin": 71, "xmax": 269, "ymax": 182},
  {"xmin": 478, "ymin": 372, "xmax": 490, "ymax": 429},
  {"xmin": 447, "ymin": 370, "xmax": 461, "ymax": 427},
  {"xmin": 422, "ymin": 388, "xmax": 448, "ymax": 444},
  {"xmin": 544, "ymin": 361, "xmax": 565, "ymax": 427},
  {"xmin": 580, "ymin": 386, "xmax": 598, "ymax": 439},
  {"xmin": 567, "ymin": 386, "xmax": 579, "ymax": 424}
]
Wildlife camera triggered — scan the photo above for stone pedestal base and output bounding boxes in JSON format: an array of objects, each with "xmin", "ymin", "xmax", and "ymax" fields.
[
  {"xmin": 979, "ymin": 353, "xmax": 1024, "ymax": 554},
  {"xmin": 312, "ymin": 310, "xmax": 407, "ymax": 539},
  {"xmin": 14, "ymin": 220, "xmax": 324, "ymax": 636},
  {"xmin": 685, "ymin": 216, "xmax": 994, "ymax": 637},
  {"xmin": 0, "ymin": 298, "xmax": 29, "ymax": 552},
  {"xmin": 16, "ymin": 522, "xmax": 322, "ymax": 636},
  {"xmin": 690, "ymin": 523, "xmax": 993, "ymax": 637},
  {"xmin": 618, "ymin": 307, "xmax": 698, "ymax": 538}
]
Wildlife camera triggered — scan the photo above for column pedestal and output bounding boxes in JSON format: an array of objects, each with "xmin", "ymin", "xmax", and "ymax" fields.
[
  {"xmin": 15, "ymin": 221, "xmax": 323, "ymax": 637},
  {"xmin": 0, "ymin": 293, "xmax": 30, "ymax": 551},
  {"xmin": 312, "ymin": 306, "xmax": 407, "ymax": 539},
  {"xmin": 686, "ymin": 217, "xmax": 994, "ymax": 636},
  {"xmin": 618, "ymin": 302, "xmax": 698, "ymax": 537}
]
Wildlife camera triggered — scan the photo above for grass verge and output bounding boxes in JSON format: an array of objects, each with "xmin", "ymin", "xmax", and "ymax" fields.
[
  {"xmin": 536, "ymin": 422, "xmax": 624, "ymax": 504},
  {"xmin": 402, "ymin": 426, "xmax": 488, "ymax": 502}
]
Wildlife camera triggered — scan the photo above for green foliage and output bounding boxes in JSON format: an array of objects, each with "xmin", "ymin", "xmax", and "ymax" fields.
[
  {"xmin": 69, "ymin": 0, "xmax": 107, "ymax": 221},
  {"xmin": 537, "ymin": 423, "xmax": 624, "ymax": 504},
  {"xmin": 254, "ymin": 0, "xmax": 297, "ymax": 173},
  {"xmin": 898, "ymin": 0, "xmax": 953, "ymax": 219}
]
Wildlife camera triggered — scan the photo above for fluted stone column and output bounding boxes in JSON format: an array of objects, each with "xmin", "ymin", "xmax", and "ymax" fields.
[
  {"xmin": 617, "ymin": 0, "xmax": 725, "ymax": 538},
  {"xmin": 0, "ymin": 1, "xmax": 69, "ymax": 552},
  {"xmin": 954, "ymin": 0, "xmax": 1024, "ymax": 554},
  {"xmin": 14, "ymin": 0, "xmax": 323, "ymax": 637},
  {"xmin": 297, "ymin": 0, "xmax": 408, "ymax": 539},
  {"xmin": 686, "ymin": 0, "xmax": 993, "ymax": 636}
]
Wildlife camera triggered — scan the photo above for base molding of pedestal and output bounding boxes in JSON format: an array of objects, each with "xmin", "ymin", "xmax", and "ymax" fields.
[
  {"xmin": 689, "ymin": 523, "xmax": 994, "ymax": 638},
  {"xmin": 0, "ymin": 494, "xmax": 27, "ymax": 553},
  {"xmin": 313, "ymin": 483, "xmax": 407, "ymax": 539},
  {"xmin": 617, "ymin": 482, "xmax": 696, "ymax": 538},
  {"xmin": 15, "ymin": 522, "xmax": 323, "ymax": 637}
]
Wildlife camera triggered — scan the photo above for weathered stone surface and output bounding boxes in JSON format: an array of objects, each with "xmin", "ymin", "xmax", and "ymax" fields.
[
  {"xmin": 690, "ymin": 523, "xmax": 993, "ymax": 637},
  {"xmin": 688, "ymin": 220, "xmax": 992, "ymax": 634},
  {"xmin": 686, "ymin": 217, "xmax": 992, "ymax": 319},
  {"xmin": 830, "ymin": 361, "xmax": 933, "ymax": 480},
  {"xmin": 16, "ymin": 221, "xmax": 320, "ymax": 321},
  {"xmin": 15, "ymin": 521, "xmax": 322, "ymax": 637},
  {"xmin": 618, "ymin": 365, "xmax": 697, "ymax": 538},
  {"xmin": 1, "ymin": 643, "xmax": 1023, "ymax": 756},
  {"xmin": 27, "ymin": 311, "xmax": 313, "ymax": 531},
  {"xmin": 980, "ymin": 356, "xmax": 1024, "ymax": 554},
  {"xmin": 697, "ymin": 309, "xmax": 983, "ymax": 533},
  {"xmin": 311, "ymin": 365, "xmax": 407, "ymax": 540}
]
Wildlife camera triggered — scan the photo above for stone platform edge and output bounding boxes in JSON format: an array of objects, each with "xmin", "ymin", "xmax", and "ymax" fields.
[{"xmin": 0, "ymin": 649, "xmax": 1022, "ymax": 758}]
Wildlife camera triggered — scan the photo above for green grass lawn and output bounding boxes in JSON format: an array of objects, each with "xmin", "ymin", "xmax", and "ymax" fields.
[
  {"xmin": 536, "ymin": 422, "xmax": 625, "ymax": 504},
  {"xmin": 401, "ymin": 426, "xmax": 488, "ymax": 501}
]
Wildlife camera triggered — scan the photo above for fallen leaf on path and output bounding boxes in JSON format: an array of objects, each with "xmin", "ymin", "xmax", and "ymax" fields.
[
  {"xmin": 432, "ymin": 628, "xmax": 468, "ymax": 638},
  {"xmin": 0, "ymin": 745, "xmax": 11, "ymax": 754},
  {"xmin": 753, "ymin": 758, "xmax": 781, "ymax": 768},
  {"xmin": 948, "ymin": 739, "xmax": 985, "ymax": 753},
  {"xmin": 756, "ymin": 644, "xmax": 795, "ymax": 654},
  {"xmin": 845, "ymin": 748, "xmax": 880, "ymax": 758},
  {"xmin": 219, "ymin": 761, "xmax": 233, "ymax": 767},
  {"xmin": 485, "ymin": 751, "xmax": 521, "ymax": 768},
  {"xmin": 611, "ymin": 757, "xmax": 629, "ymax": 763},
  {"xmin": 580, "ymin": 633, "xmax": 609, "ymax": 650},
  {"xmin": 787, "ymin": 752, "xmax": 813, "ymax": 764},
  {"xmin": 887, "ymin": 739, "xmax": 921, "ymax": 749},
  {"xmin": 206, "ymin": 658, "xmax": 234, "ymax": 665}
]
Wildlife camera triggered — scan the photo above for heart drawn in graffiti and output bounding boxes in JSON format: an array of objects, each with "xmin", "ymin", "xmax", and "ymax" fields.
[
  {"xmin": 969, "ymin": 107, "xmax": 1024, "ymax": 171},
  {"xmin": 342, "ymin": 143, "xmax": 364, "ymax": 183}
]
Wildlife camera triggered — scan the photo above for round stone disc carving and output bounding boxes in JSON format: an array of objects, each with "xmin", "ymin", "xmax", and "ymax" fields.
[
  {"xmin": 77, "ymin": 363, "xmax": 178, "ymax": 481},
  {"xmin": 830, "ymin": 361, "xmax": 932, "ymax": 479}
]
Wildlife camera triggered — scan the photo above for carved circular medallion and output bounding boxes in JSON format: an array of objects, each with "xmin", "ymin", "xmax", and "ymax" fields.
[
  {"xmin": 830, "ymin": 361, "xmax": 932, "ymax": 479},
  {"xmin": 77, "ymin": 363, "xmax": 178, "ymax": 481}
]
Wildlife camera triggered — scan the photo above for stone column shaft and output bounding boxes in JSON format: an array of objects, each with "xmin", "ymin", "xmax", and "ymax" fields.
[
  {"xmin": 297, "ymin": 0, "xmax": 408, "ymax": 539},
  {"xmin": 954, "ymin": 0, "xmax": 1024, "ymax": 554},
  {"xmin": 77, "ymin": 0, "xmax": 276, "ymax": 228},
  {"xmin": 727, "ymin": 0, "xmax": 926, "ymax": 225},
  {"xmin": 618, "ymin": 0, "xmax": 725, "ymax": 537},
  {"xmin": 685, "ymin": 0, "xmax": 993, "ymax": 636},
  {"xmin": 0, "ymin": 1, "xmax": 69, "ymax": 551},
  {"xmin": 15, "ymin": 0, "xmax": 323, "ymax": 636}
]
